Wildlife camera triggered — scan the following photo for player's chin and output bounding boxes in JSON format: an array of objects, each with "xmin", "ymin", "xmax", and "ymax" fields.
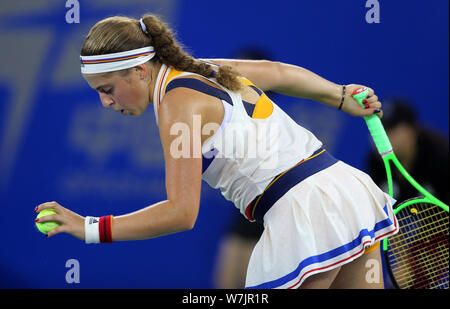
[{"xmin": 129, "ymin": 109, "xmax": 144, "ymax": 117}]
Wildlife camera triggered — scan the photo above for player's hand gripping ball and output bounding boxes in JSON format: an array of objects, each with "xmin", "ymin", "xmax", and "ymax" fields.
[{"xmin": 35, "ymin": 209, "xmax": 61, "ymax": 234}]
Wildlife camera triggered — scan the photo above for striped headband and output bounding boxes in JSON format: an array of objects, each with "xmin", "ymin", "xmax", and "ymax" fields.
[{"xmin": 80, "ymin": 46, "xmax": 156, "ymax": 74}]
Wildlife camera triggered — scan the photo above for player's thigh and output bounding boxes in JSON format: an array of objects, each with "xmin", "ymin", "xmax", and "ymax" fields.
[
  {"xmin": 330, "ymin": 246, "xmax": 384, "ymax": 289},
  {"xmin": 298, "ymin": 267, "xmax": 341, "ymax": 289}
]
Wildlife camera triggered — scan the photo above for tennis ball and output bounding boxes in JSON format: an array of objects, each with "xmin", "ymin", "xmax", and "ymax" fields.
[{"xmin": 35, "ymin": 209, "xmax": 60, "ymax": 234}]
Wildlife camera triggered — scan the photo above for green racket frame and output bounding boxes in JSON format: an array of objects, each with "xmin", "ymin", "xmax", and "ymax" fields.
[{"xmin": 351, "ymin": 88, "xmax": 449, "ymax": 251}]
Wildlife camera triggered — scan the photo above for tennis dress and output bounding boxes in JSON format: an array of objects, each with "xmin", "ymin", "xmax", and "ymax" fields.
[{"xmin": 152, "ymin": 63, "xmax": 399, "ymax": 289}]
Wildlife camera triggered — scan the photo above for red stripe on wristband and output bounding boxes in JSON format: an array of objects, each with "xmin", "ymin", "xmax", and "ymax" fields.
[
  {"xmin": 99, "ymin": 216, "xmax": 106, "ymax": 243},
  {"xmin": 98, "ymin": 215, "xmax": 113, "ymax": 243},
  {"xmin": 104, "ymin": 215, "xmax": 113, "ymax": 243},
  {"xmin": 97, "ymin": 216, "xmax": 113, "ymax": 243}
]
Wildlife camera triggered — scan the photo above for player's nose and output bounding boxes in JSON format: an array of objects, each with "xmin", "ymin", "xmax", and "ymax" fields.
[{"xmin": 99, "ymin": 93, "xmax": 114, "ymax": 108}]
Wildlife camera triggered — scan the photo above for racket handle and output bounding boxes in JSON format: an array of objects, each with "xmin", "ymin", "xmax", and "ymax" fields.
[{"xmin": 352, "ymin": 88, "xmax": 393, "ymax": 156}]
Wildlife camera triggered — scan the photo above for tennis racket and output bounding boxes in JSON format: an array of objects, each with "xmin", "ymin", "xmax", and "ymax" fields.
[{"xmin": 352, "ymin": 87, "xmax": 449, "ymax": 289}]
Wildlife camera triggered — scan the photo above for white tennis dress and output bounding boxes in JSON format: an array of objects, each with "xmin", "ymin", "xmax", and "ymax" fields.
[{"xmin": 152, "ymin": 63, "xmax": 399, "ymax": 289}]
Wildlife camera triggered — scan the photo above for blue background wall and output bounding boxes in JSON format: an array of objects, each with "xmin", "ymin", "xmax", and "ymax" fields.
[{"xmin": 0, "ymin": 0, "xmax": 448, "ymax": 288}]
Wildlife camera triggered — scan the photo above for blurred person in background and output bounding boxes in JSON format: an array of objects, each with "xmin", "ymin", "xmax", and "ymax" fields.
[{"xmin": 367, "ymin": 99, "xmax": 449, "ymax": 205}]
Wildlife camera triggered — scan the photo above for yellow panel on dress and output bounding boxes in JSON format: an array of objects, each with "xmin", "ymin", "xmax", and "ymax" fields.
[
  {"xmin": 238, "ymin": 77, "xmax": 274, "ymax": 119},
  {"xmin": 251, "ymin": 94, "xmax": 273, "ymax": 119}
]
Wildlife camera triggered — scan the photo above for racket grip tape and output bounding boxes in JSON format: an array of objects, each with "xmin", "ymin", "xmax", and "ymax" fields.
[{"xmin": 352, "ymin": 88, "xmax": 393, "ymax": 156}]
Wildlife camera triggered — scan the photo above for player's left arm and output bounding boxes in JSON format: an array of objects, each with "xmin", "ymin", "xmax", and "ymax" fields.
[
  {"xmin": 110, "ymin": 88, "xmax": 203, "ymax": 241},
  {"xmin": 35, "ymin": 90, "xmax": 203, "ymax": 241}
]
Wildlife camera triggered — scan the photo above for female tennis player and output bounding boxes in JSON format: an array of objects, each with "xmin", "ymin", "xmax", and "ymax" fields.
[{"xmin": 35, "ymin": 14, "xmax": 399, "ymax": 289}]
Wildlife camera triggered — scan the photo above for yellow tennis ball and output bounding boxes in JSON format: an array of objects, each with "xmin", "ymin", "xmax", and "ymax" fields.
[{"xmin": 35, "ymin": 209, "xmax": 60, "ymax": 234}]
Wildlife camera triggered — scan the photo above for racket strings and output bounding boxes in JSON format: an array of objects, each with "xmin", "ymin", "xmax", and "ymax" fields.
[
  {"xmin": 390, "ymin": 249, "xmax": 446, "ymax": 272},
  {"xmin": 388, "ymin": 222, "xmax": 447, "ymax": 252},
  {"xmin": 388, "ymin": 218, "xmax": 448, "ymax": 288},
  {"xmin": 397, "ymin": 214, "xmax": 447, "ymax": 230},
  {"xmin": 396, "ymin": 212, "xmax": 447, "ymax": 233},
  {"xmin": 387, "ymin": 202, "xmax": 448, "ymax": 289},
  {"xmin": 389, "ymin": 249, "xmax": 447, "ymax": 287},
  {"xmin": 389, "ymin": 229, "xmax": 448, "ymax": 288},
  {"xmin": 393, "ymin": 258, "xmax": 448, "ymax": 288},
  {"xmin": 389, "ymin": 244, "xmax": 448, "ymax": 288}
]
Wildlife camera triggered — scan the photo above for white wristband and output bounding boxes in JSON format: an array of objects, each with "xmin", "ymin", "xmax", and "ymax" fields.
[{"xmin": 85, "ymin": 216, "xmax": 100, "ymax": 244}]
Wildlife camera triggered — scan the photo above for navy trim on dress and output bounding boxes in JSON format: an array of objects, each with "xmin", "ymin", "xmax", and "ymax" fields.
[
  {"xmin": 165, "ymin": 78, "xmax": 233, "ymax": 105},
  {"xmin": 250, "ymin": 148, "xmax": 339, "ymax": 224}
]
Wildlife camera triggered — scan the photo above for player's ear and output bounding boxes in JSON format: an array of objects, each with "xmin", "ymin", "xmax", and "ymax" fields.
[{"xmin": 133, "ymin": 63, "xmax": 149, "ymax": 78}]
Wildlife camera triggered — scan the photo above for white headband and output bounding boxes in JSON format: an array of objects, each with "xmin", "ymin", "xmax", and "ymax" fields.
[{"xmin": 80, "ymin": 46, "xmax": 155, "ymax": 74}]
